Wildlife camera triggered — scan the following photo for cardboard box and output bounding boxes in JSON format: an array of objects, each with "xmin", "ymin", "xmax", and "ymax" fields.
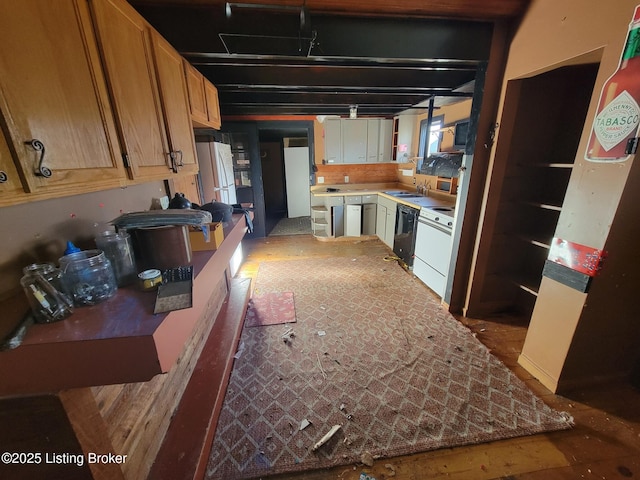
[{"xmin": 188, "ymin": 222, "xmax": 224, "ymax": 251}]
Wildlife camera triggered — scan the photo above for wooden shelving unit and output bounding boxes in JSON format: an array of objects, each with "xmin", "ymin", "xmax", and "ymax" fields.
[
  {"xmin": 467, "ymin": 63, "xmax": 598, "ymax": 318},
  {"xmin": 311, "ymin": 205, "xmax": 329, "ymax": 236},
  {"xmin": 391, "ymin": 117, "xmax": 399, "ymax": 161}
]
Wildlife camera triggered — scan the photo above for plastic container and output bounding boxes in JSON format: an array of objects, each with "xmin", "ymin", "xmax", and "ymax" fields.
[
  {"xmin": 59, "ymin": 250, "xmax": 117, "ymax": 306},
  {"xmin": 95, "ymin": 231, "xmax": 137, "ymax": 287},
  {"xmin": 21, "ymin": 264, "xmax": 74, "ymax": 323}
]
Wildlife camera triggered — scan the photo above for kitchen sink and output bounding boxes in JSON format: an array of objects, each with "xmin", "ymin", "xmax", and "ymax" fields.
[
  {"xmin": 384, "ymin": 191, "xmax": 422, "ymax": 198},
  {"xmin": 430, "ymin": 206, "xmax": 454, "ymax": 212}
]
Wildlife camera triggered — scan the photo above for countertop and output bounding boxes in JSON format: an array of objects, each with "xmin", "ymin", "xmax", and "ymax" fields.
[
  {"xmin": 0, "ymin": 213, "xmax": 249, "ymax": 396},
  {"xmin": 310, "ymin": 183, "xmax": 457, "ymax": 212}
]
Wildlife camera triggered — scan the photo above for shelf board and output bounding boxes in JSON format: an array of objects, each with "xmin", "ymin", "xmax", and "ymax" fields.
[
  {"xmin": 517, "ymin": 162, "xmax": 574, "ymax": 169},
  {"xmin": 311, "ymin": 206, "xmax": 328, "ymax": 212},
  {"xmin": 0, "ymin": 215, "xmax": 250, "ymax": 396},
  {"xmin": 523, "ymin": 201, "xmax": 562, "ymax": 212},
  {"xmin": 514, "ymin": 234, "xmax": 551, "ymax": 249},
  {"xmin": 515, "ymin": 282, "xmax": 539, "ymax": 296},
  {"xmin": 312, "ymin": 218, "xmax": 328, "ymax": 225}
]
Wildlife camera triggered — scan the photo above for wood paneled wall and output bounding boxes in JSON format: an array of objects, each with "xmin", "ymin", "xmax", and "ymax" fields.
[{"xmin": 89, "ymin": 276, "xmax": 228, "ymax": 479}]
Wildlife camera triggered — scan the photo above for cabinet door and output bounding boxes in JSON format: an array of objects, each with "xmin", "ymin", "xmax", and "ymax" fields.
[
  {"xmin": 342, "ymin": 119, "xmax": 367, "ymax": 163},
  {"xmin": 376, "ymin": 204, "xmax": 387, "ymax": 242},
  {"xmin": 0, "ymin": 0, "xmax": 124, "ymax": 195},
  {"xmin": 366, "ymin": 119, "xmax": 380, "ymax": 162},
  {"xmin": 0, "ymin": 132, "xmax": 24, "ymax": 201},
  {"xmin": 378, "ymin": 119, "xmax": 393, "ymax": 162},
  {"xmin": 90, "ymin": 0, "xmax": 171, "ymax": 181},
  {"xmin": 204, "ymin": 81, "xmax": 222, "ymax": 129},
  {"xmin": 344, "ymin": 204, "xmax": 362, "ymax": 236},
  {"xmin": 324, "ymin": 119, "xmax": 342, "ymax": 163},
  {"xmin": 184, "ymin": 61, "xmax": 208, "ymax": 125},
  {"xmin": 384, "ymin": 206, "xmax": 396, "ymax": 248},
  {"xmin": 151, "ymin": 33, "xmax": 198, "ymax": 176}
]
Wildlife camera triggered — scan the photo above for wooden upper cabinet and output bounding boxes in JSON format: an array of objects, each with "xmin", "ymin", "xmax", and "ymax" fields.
[
  {"xmin": 0, "ymin": 131, "xmax": 24, "ymax": 201},
  {"xmin": 204, "ymin": 82, "xmax": 222, "ymax": 130},
  {"xmin": 184, "ymin": 62, "xmax": 209, "ymax": 126},
  {"xmin": 0, "ymin": 0, "xmax": 125, "ymax": 197},
  {"xmin": 184, "ymin": 61, "xmax": 222, "ymax": 130},
  {"xmin": 151, "ymin": 33, "xmax": 198, "ymax": 176},
  {"xmin": 89, "ymin": 0, "xmax": 172, "ymax": 181}
]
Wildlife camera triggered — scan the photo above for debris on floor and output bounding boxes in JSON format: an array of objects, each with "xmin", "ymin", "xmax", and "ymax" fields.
[
  {"xmin": 282, "ymin": 327, "xmax": 295, "ymax": 344},
  {"xmin": 359, "ymin": 473, "xmax": 376, "ymax": 480},
  {"xmin": 385, "ymin": 463, "xmax": 397, "ymax": 476},
  {"xmin": 311, "ymin": 424, "xmax": 341, "ymax": 451},
  {"xmin": 299, "ymin": 419, "xmax": 311, "ymax": 431},
  {"xmin": 233, "ymin": 341, "xmax": 245, "ymax": 359},
  {"xmin": 360, "ymin": 451, "xmax": 374, "ymax": 467}
]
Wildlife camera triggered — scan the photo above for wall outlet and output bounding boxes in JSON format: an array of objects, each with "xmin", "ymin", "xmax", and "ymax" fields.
[
  {"xmin": 317, "ymin": 176, "xmax": 325, "ymax": 184},
  {"xmin": 344, "ymin": 175, "xmax": 349, "ymax": 183}
]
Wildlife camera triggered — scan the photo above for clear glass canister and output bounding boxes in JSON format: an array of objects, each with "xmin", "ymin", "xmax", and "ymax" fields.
[
  {"xmin": 95, "ymin": 231, "xmax": 137, "ymax": 287},
  {"xmin": 59, "ymin": 250, "xmax": 117, "ymax": 306},
  {"xmin": 21, "ymin": 264, "xmax": 74, "ymax": 323},
  {"xmin": 22, "ymin": 262, "xmax": 66, "ymax": 293}
]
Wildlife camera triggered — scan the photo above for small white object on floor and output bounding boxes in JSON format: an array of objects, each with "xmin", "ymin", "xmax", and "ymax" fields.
[
  {"xmin": 299, "ymin": 419, "xmax": 311, "ymax": 431},
  {"xmin": 233, "ymin": 342, "xmax": 245, "ymax": 359},
  {"xmin": 318, "ymin": 330, "xmax": 326, "ymax": 336},
  {"xmin": 311, "ymin": 424, "xmax": 342, "ymax": 451}
]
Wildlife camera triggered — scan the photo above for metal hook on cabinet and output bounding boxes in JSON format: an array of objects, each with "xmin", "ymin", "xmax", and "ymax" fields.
[{"xmin": 25, "ymin": 139, "xmax": 52, "ymax": 178}]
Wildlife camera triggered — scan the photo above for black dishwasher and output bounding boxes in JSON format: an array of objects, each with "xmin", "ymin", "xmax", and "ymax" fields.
[{"xmin": 393, "ymin": 204, "xmax": 419, "ymax": 268}]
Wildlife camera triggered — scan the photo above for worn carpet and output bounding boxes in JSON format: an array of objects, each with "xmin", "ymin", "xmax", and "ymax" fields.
[
  {"xmin": 244, "ymin": 292, "xmax": 297, "ymax": 328},
  {"xmin": 268, "ymin": 216, "xmax": 312, "ymax": 236},
  {"xmin": 206, "ymin": 255, "xmax": 572, "ymax": 479}
]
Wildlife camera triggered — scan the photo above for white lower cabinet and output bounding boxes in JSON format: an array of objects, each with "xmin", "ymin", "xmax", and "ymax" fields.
[
  {"xmin": 362, "ymin": 203, "xmax": 377, "ymax": 235},
  {"xmin": 376, "ymin": 204, "xmax": 387, "ymax": 242},
  {"xmin": 345, "ymin": 204, "xmax": 362, "ymax": 236}
]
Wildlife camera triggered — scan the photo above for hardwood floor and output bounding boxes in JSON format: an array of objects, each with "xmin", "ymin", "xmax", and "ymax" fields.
[{"xmin": 234, "ymin": 235, "xmax": 640, "ymax": 480}]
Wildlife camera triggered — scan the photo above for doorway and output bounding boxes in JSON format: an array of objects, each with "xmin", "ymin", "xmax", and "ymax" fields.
[
  {"xmin": 464, "ymin": 62, "xmax": 600, "ymax": 319},
  {"xmin": 257, "ymin": 122, "xmax": 314, "ymax": 236}
]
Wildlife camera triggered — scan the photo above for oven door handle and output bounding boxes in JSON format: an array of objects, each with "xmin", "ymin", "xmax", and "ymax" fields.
[{"xmin": 418, "ymin": 218, "xmax": 452, "ymax": 235}]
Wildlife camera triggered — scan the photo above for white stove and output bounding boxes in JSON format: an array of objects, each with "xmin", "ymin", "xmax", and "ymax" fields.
[{"xmin": 419, "ymin": 205, "xmax": 454, "ymax": 232}]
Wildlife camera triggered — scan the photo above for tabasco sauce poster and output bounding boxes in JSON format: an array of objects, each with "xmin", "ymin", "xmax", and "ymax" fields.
[{"xmin": 585, "ymin": 5, "xmax": 640, "ymax": 162}]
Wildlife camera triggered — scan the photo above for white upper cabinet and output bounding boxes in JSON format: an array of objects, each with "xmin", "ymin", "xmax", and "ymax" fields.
[{"xmin": 323, "ymin": 118, "xmax": 394, "ymax": 164}]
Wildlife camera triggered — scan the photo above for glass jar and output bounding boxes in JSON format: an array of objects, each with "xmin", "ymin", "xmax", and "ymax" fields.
[
  {"xmin": 21, "ymin": 265, "xmax": 74, "ymax": 323},
  {"xmin": 95, "ymin": 231, "xmax": 137, "ymax": 287},
  {"xmin": 59, "ymin": 250, "xmax": 117, "ymax": 306},
  {"xmin": 22, "ymin": 262, "xmax": 65, "ymax": 293}
]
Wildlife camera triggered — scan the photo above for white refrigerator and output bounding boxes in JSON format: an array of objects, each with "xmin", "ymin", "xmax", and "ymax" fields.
[
  {"xmin": 196, "ymin": 141, "xmax": 237, "ymax": 205},
  {"xmin": 284, "ymin": 146, "xmax": 311, "ymax": 217}
]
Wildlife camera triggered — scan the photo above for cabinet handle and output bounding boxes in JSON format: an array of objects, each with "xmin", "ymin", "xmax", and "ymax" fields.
[
  {"xmin": 169, "ymin": 150, "xmax": 183, "ymax": 173},
  {"xmin": 25, "ymin": 139, "xmax": 52, "ymax": 178},
  {"xmin": 0, "ymin": 171, "xmax": 7, "ymax": 183}
]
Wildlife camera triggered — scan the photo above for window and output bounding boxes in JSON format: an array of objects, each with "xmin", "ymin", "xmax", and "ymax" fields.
[{"xmin": 418, "ymin": 115, "xmax": 444, "ymax": 169}]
